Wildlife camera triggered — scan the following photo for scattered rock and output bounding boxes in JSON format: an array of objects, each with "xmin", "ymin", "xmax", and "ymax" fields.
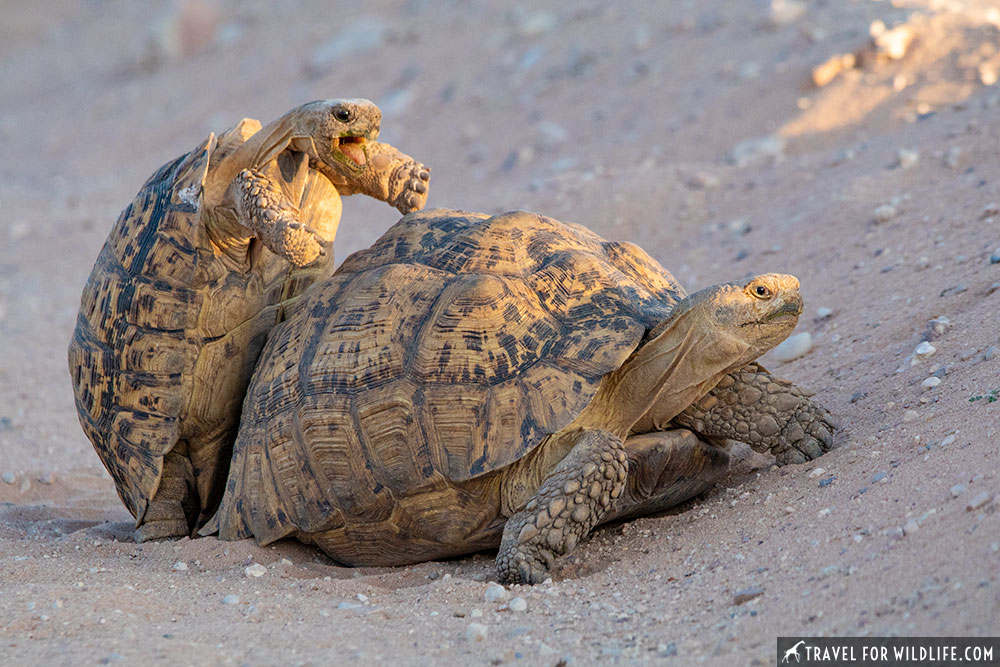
[
  {"xmin": 817, "ymin": 507, "xmax": 832, "ymax": 518},
  {"xmin": 982, "ymin": 346, "xmax": 996, "ymax": 362},
  {"xmin": 902, "ymin": 520, "xmax": 919, "ymax": 536},
  {"xmin": 944, "ymin": 146, "xmax": 962, "ymax": 169},
  {"xmin": 771, "ymin": 332, "xmax": 812, "ymax": 362},
  {"xmin": 921, "ymin": 377, "xmax": 940, "ymax": 390},
  {"xmin": 940, "ymin": 284, "xmax": 967, "ymax": 298},
  {"xmin": 812, "ymin": 53, "xmax": 855, "ymax": 87},
  {"xmin": 244, "ymin": 563, "xmax": 267, "ymax": 578},
  {"xmin": 902, "ymin": 409, "xmax": 920, "ymax": 423},
  {"xmin": 815, "ymin": 307, "xmax": 833, "ymax": 319},
  {"xmin": 508, "ymin": 597, "xmax": 527, "ymax": 612},
  {"xmin": 19, "ymin": 478, "xmax": 30, "ymax": 493},
  {"xmin": 896, "ymin": 149, "xmax": 919, "ymax": 169},
  {"xmin": 808, "ymin": 467, "xmax": 826, "ymax": 478},
  {"xmin": 913, "ymin": 342, "xmax": 936, "ymax": 363},
  {"xmin": 769, "ymin": 0, "xmax": 806, "ymax": 26},
  {"xmin": 1, "ymin": 471, "xmax": 15, "ymax": 485},
  {"xmin": 966, "ymin": 491, "xmax": 993, "ymax": 511},
  {"xmin": 922, "ymin": 317, "xmax": 951, "ymax": 341},
  {"xmin": 873, "ymin": 204, "xmax": 898, "ymax": 224},
  {"xmin": 980, "ymin": 203, "xmax": 999, "ymax": 220},
  {"xmin": 685, "ymin": 171, "xmax": 720, "ymax": 190},
  {"xmin": 871, "ymin": 22, "xmax": 915, "ymax": 60},
  {"xmin": 466, "ymin": 622, "xmax": 489, "ymax": 642},
  {"xmin": 987, "ymin": 282, "xmax": 1000, "ymax": 297},
  {"xmin": 172, "ymin": 561, "xmax": 188, "ymax": 572},
  {"xmin": 515, "ymin": 10, "xmax": 558, "ymax": 38},
  {"xmin": 819, "ymin": 476, "xmax": 836, "ymax": 488},
  {"xmin": 950, "ymin": 484, "xmax": 967, "ymax": 498},
  {"xmin": 887, "ymin": 526, "xmax": 905, "ymax": 540},
  {"xmin": 729, "ymin": 135, "xmax": 786, "ymax": 167},
  {"xmin": 37, "ymin": 472, "xmax": 55, "ymax": 485},
  {"xmin": 484, "ymin": 583, "xmax": 508, "ymax": 604},
  {"xmin": 221, "ymin": 594, "xmax": 240, "ymax": 605},
  {"xmin": 871, "ymin": 471, "xmax": 887, "ymax": 483},
  {"xmin": 940, "ymin": 434, "xmax": 956, "ymax": 447},
  {"xmin": 732, "ymin": 586, "xmax": 765, "ymax": 605},
  {"xmin": 959, "ymin": 348, "xmax": 979, "ymax": 362}
]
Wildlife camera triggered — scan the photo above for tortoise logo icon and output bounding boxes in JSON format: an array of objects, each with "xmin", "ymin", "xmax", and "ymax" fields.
[{"xmin": 781, "ymin": 640, "xmax": 807, "ymax": 663}]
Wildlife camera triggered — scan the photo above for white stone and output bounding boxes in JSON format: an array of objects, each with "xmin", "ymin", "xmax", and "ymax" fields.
[
  {"xmin": 770, "ymin": 332, "xmax": 812, "ymax": 362},
  {"xmin": 903, "ymin": 409, "xmax": 920, "ymax": 422},
  {"xmin": 902, "ymin": 520, "xmax": 919, "ymax": 536},
  {"xmin": 815, "ymin": 307, "xmax": 833, "ymax": 319},
  {"xmin": 950, "ymin": 484, "xmax": 966, "ymax": 498},
  {"xmin": 873, "ymin": 204, "xmax": 898, "ymax": 223},
  {"xmin": 808, "ymin": 467, "xmax": 826, "ymax": 478},
  {"xmin": 914, "ymin": 342, "xmax": 936, "ymax": 358},
  {"xmin": 484, "ymin": 583, "xmax": 508, "ymax": 603},
  {"xmin": 816, "ymin": 507, "xmax": 832, "ymax": 518},
  {"xmin": 966, "ymin": 491, "xmax": 992, "ymax": 511},
  {"xmin": 244, "ymin": 563, "xmax": 267, "ymax": 578},
  {"xmin": 466, "ymin": 622, "xmax": 488, "ymax": 642},
  {"xmin": 921, "ymin": 377, "xmax": 941, "ymax": 390},
  {"xmin": 509, "ymin": 597, "xmax": 527, "ymax": 612},
  {"xmin": 896, "ymin": 149, "xmax": 919, "ymax": 169},
  {"xmin": 221, "ymin": 594, "xmax": 240, "ymax": 605},
  {"xmin": 172, "ymin": 561, "xmax": 188, "ymax": 572}
]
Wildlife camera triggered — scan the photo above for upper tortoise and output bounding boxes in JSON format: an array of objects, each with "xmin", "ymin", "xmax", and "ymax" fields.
[
  {"xmin": 208, "ymin": 209, "xmax": 836, "ymax": 584},
  {"xmin": 68, "ymin": 99, "xmax": 430, "ymax": 541}
]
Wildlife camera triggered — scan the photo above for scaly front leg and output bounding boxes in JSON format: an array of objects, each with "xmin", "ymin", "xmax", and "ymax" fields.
[
  {"xmin": 230, "ymin": 167, "xmax": 328, "ymax": 267},
  {"xmin": 670, "ymin": 363, "xmax": 837, "ymax": 465},
  {"xmin": 319, "ymin": 142, "xmax": 430, "ymax": 213}
]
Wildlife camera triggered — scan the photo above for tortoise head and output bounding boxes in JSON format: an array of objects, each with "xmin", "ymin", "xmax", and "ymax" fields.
[
  {"xmin": 281, "ymin": 98, "xmax": 382, "ymax": 176},
  {"xmin": 700, "ymin": 273, "xmax": 803, "ymax": 358}
]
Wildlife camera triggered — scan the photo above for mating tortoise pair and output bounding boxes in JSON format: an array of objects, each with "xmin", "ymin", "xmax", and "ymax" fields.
[{"xmin": 70, "ymin": 101, "xmax": 835, "ymax": 584}]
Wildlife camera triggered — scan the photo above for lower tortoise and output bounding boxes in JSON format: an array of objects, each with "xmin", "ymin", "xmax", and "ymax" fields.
[
  {"xmin": 69, "ymin": 99, "xmax": 429, "ymax": 541},
  {"xmin": 208, "ymin": 209, "xmax": 836, "ymax": 584}
]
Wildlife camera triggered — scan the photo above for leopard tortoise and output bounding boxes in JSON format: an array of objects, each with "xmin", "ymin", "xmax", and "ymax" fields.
[
  {"xmin": 68, "ymin": 99, "xmax": 430, "ymax": 541},
  {"xmin": 208, "ymin": 209, "xmax": 835, "ymax": 583}
]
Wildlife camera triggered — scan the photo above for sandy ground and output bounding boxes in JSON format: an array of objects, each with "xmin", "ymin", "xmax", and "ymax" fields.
[{"xmin": 2, "ymin": 1, "xmax": 999, "ymax": 664}]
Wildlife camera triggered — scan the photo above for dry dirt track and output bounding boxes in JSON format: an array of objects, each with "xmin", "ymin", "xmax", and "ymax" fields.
[{"xmin": 1, "ymin": 1, "xmax": 999, "ymax": 664}]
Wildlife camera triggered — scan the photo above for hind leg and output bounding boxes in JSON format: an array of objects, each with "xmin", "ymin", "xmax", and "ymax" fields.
[
  {"xmin": 136, "ymin": 446, "xmax": 199, "ymax": 542},
  {"xmin": 601, "ymin": 429, "xmax": 730, "ymax": 524}
]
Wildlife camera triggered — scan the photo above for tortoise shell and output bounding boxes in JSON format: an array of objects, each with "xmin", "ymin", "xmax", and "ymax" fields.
[
  {"xmin": 68, "ymin": 120, "xmax": 338, "ymax": 526},
  {"xmin": 214, "ymin": 209, "xmax": 684, "ymax": 559}
]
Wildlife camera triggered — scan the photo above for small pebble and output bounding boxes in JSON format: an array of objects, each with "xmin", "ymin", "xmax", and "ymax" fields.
[
  {"xmin": 914, "ymin": 341, "xmax": 936, "ymax": 359},
  {"xmin": 950, "ymin": 484, "xmax": 967, "ymax": 498},
  {"xmin": 244, "ymin": 563, "xmax": 267, "ymax": 578},
  {"xmin": 922, "ymin": 316, "xmax": 951, "ymax": 341},
  {"xmin": 902, "ymin": 520, "xmax": 920, "ymax": 536},
  {"xmin": 508, "ymin": 597, "xmax": 527, "ymax": 612},
  {"xmin": 987, "ymin": 282, "xmax": 1000, "ymax": 296},
  {"xmin": 896, "ymin": 149, "xmax": 919, "ymax": 169},
  {"xmin": 982, "ymin": 346, "xmax": 996, "ymax": 361},
  {"xmin": 817, "ymin": 507, "xmax": 832, "ymax": 518},
  {"xmin": 888, "ymin": 526, "xmax": 905, "ymax": 540},
  {"xmin": 939, "ymin": 284, "xmax": 967, "ymax": 298},
  {"xmin": 221, "ymin": 594, "xmax": 240, "ymax": 605},
  {"xmin": 873, "ymin": 204, "xmax": 898, "ymax": 224},
  {"xmin": 770, "ymin": 332, "xmax": 812, "ymax": 362},
  {"xmin": 871, "ymin": 471, "xmax": 887, "ymax": 483},
  {"xmin": 784, "ymin": 506, "xmax": 796, "ymax": 514},
  {"xmin": 921, "ymin": 377, "xmax": 941, "ymax": 390},
  {"xmin": 990, "ymin": 253, "xmax": 1000, "ymax": 265},
  {"xmin": 966, "ymin": 491, "xmax": 993, "ymax": 511},
  {"xmin": 466, "ymin": 622, "xmax": 488, "ymax": 642},
  {"xmin": 808, "ymin": 467, "xmax": 826, "ymax": 478},
  {"xmin": 484, "ymin": 583, "xmax": 508, "ymax": 604},
  {"xmin": 732, "ymin": 586, "xmax": 765, "ymax": 605},
  {"xmin": 940, "ymin": 434, "xmax": 956, "ymax": 447},
  {"xmin": 959, "ymin": 348, "xmax": 979, "ymax": 362},
  {"xmin": 1, "ymin": 472, "xmax": 15, "ymax": 485},
  {"xmin": 37, "ymin": 472, "xmax": 55, "ymax": 485},
  {"xmin": 470, "ymin": 608, "xmax": 483, "ymax": 618},
  {"xmin": 902, "ymin": 409, "xmax": 920, "ymax": 423},
  {"xmin": 172, "ymin": 561, "xmax": 188, "ymax": 572},
  {"xmin": 19, "ymin": 478, "xmax": 30, "ymax": 493},
  {"xmin": 819, "ymin": 476, "xmax": 835, "ymax": 488},
  {"xmin": 815, "ymin": 307, "xmax": 833, "ymax": 319}
]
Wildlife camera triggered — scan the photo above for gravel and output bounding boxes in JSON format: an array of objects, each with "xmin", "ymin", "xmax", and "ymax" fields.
[
  {"xmin": 966, "ymin": 491, "xmax": 992, "ymax": 511},
  {"xmin": 484, "ymin": 583, "xmax": 508, "ymax": 603},
  {"xmin": 244, "ymin": 563, "xmax": 267, "ymax": 578},
  {"xmin": 508, "ymin": 597, "xmax": 527, "ymax": 612},
  {"xmin": 221, "ymin": 594, "xmax": 240, "ymax": 605},
  {"xmin": 732, "ymin": 586, "xmax": 765, "ymax": 605},
  {"xmin": 1, "ymin": 471, "xmax": 15, "ymax": 484},
  {"xmin": 950, "ymin": 484, "xmax": 967, "ymax": 498},
  {"xmin": 771, "ymin": 332, "xmax": 812, "ymax": 362},
  {"xmin": 171, "ymin": 561, "xmax": 188, "ymax": 572},
  {"xmin": 466, "ymin": 623, "xmax": 488, "ymax": 642}
]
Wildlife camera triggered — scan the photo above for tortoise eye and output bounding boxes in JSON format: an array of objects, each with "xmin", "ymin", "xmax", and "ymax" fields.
[
  {"xmin": 333, "ymin": 107, "xmax": 352, "ymax": 122},
  {"xmin": 752, "ymin": 284, "xmax": 772, "ymax": 299}
]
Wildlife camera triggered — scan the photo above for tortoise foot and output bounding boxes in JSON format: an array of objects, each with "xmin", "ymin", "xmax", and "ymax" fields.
[{"xmin": 496, "ymin": 430, "xmax": 627, "ymax": 585}]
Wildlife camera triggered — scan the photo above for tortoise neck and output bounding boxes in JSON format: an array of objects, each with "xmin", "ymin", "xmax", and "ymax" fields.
[{"xmin": 569, "ymin": 299, "xmax": 750, "ymax": 437}]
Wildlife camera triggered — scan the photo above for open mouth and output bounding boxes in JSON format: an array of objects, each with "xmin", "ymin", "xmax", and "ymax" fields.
[{"xmin": 335, "ymin": 136, "xmax": 367, "ymax": 166}]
